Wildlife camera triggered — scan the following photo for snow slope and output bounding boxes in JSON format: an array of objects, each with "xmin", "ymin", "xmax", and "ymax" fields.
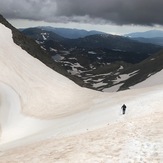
[
  {"xmin": 0, "ymin": 23, "xmax": 96, "ymax": 141},
  {"xmin": 0, "ymin": 23, "xmax": 163, "ymax": 162}
]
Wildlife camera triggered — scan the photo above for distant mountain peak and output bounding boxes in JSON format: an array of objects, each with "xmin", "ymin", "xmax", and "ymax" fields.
[
  {"xmin": 35, "ymin": 26, "xmax": 106, "ymax": 39},
  {"xmin": 125, "ymin": 30, "xmax": 163, "ymax": 38}
]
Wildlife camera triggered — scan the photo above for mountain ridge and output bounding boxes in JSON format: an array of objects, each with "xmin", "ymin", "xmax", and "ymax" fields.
[
  {"xmin": 125, "ymin": 30, "xmax": 163, "ymax": 46},
  {"xmin": 20, "ymin": 26, "xmax": 106, "ymax": 39},
  {"xmin": 125, "ymin": 29, "xmax": 163, "ymax": 38}
]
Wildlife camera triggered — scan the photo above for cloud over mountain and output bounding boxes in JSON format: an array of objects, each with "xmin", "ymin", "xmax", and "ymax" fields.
[{"xmin": 1, "ymin": 0, "xmax": 163, "ymax": 25}]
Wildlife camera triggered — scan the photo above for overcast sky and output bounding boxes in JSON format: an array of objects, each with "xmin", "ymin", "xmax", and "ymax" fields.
[{"xmin": 1, "ymin": 0, "xmax": 163, "ymax": 35}]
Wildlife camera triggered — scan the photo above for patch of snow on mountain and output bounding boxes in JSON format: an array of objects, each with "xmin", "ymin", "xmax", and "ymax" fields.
[
  {"xmin": 114, "ymin": 74, "xmax": 130, "ymax": 84},
  {"xmin": 113, "ymin": 71, "xmax": 139, "ymax": 85},
  {"xmin": 41, "ymin": 33, "xmax": 49, "ymax": 40},
  {"xmin": 50, "ymin": 48, "xmax": 58, "ymax": 52},
  {"xmin": 129, "ymin": 70, "xmax": 139, "ymax": 76},
  {"xmin": 67, "ymin": 63, "xmax": 85, "ymax": 75},
  {"xmin": 93, "ymin": 82, "xmax": 108, "ymax": 88},
  {"xmin": 88, "ymin": 51, "xmax": 97, "ymax": 54},
  {"xmin": 119, "ymin": 65, "xmax": 124, "ymax": 70},
  {"xmin": 61, "ymin": 50, "xmax": 70, "ymax": 55},
  {"xmin": 103, "ymin": 83, "xmax": 124, "ymax": 92},
  {"xmin": 52, "ymin": 54, "xmax": 64, "ymax": 61},
  {"xmin": 40, "ymin": 46, "xmax": 46, "ymax": 50}
]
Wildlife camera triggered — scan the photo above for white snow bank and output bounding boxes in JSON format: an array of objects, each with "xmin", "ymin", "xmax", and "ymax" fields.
[
  {"xmin": 1, "ymin": 83, "xmax": 163, "ymax": 149},
  {"xmin": 0, "ymin": 83, "xmax": 58, "ymax": 144},
  {"xmin": 0, "ymin": 23, "xmax": 98, "ymax": 119},
  {"xmin": 0, "ymin": 23, "xmax": 100, "ymax": 144},
  {"xmin": 1, "ymin": 85, "xmax": 163, "ymax": 162}
]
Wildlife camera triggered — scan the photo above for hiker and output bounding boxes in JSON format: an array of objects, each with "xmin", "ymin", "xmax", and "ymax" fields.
[{"xmin": 121, "ymin": 104, "xmax": 126, "ymax": 115}]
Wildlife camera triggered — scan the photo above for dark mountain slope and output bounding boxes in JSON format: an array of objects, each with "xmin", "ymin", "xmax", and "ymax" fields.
[
  {"xmin": 63, "ymin": 34, "xmax": 161, "ymax": 54},
  {"xmin": 119, "ymin": 50, "xmax": 163, "ymax": 90},
  {"xmin": 20, "ymin": 26, "xmax": 163, "ymax": 91},
  {"xmin": 22, "ymin": 28, "xmax": 65, "ymax": 42},
  {"xmin": 129, "ymin": 37, "xmax": 163, "ymax": 46},
  {"xmin": 22, "ymin": 27, "xmax": 162, "ymax": 65}
]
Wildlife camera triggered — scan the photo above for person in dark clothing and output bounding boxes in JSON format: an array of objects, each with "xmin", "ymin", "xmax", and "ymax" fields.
[{"xmin": 121, "ymin": 104, "xmax": 126, "ymax": 114}]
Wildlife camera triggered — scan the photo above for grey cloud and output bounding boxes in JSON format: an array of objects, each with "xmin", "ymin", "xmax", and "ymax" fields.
[
  {"xmin": 1, "ymin": 0, "xmax": 163, "ymax": 25},
  {"xmin": 56, "ymin": 0, "xmax": 163, "ymax": 25},
  {"xmin": 0, "ymin": 0, "xmax": 57, "ymax": 20}
]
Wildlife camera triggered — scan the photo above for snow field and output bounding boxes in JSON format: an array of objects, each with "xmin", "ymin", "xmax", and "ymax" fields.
[{"xmin": 0, "ymin": 113, "xmax": 163, "ymax": 163}]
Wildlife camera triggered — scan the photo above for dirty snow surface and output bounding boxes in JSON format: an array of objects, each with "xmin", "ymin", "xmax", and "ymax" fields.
[{"xmin": 0, "ymin": 23, "xmax": 163, "ymax": 163}]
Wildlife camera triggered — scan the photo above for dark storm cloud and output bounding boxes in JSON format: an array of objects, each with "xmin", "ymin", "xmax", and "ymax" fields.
[
  {"xmin": 0, "ymin": 0, "xmax": 57, "ymax": 20},
  {"xmin": 1, "ymin": 0, "xmax": 163, "ymax": 25},
  {"xmin": 56, "ymin": 0, "xmax": 163, "ymax": 25}
]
